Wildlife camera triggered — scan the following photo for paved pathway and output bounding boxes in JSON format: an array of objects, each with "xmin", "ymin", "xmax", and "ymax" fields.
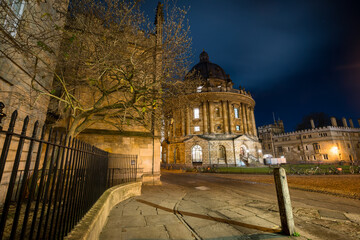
[{"xmin": 99, "ymin": 172, "xmax": 360, "ymax": 240}]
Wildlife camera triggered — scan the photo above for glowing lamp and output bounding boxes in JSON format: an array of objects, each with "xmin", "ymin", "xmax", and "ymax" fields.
[{"xmin": 331, "ymin": 146, "xmax": 339, "ymax": 155}]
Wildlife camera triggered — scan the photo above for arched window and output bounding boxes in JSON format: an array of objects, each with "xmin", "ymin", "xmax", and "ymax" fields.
[
  {"xmin": 234, "ymin": 107, "xmax": 239, "ymax": 118},
  {"xmin": 218, "ymin": 145, "xmax": 226, "ymax": 160},
  {"xmin": 162, "ymin": 148, "xmax": 167, "ymax": 163},
  {"xmin": 174, "ymin": 147, "xmax": 180, "ymax": 163},
  {"xmin": 192, "ymin": 145, "xmax": 202, "ymax": 163},
  {"xmin": 214, "ymin": 107, "xmax": 220, "ymax": 118},
  {"xmin": 193, "ymin": 108, "xmax": 200, "ymax": 119}
]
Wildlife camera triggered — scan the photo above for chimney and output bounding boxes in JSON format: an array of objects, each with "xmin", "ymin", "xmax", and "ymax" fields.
[
  {"xmin": 358, "ymin": 119, "xmax": 360, "ymax": 127},
  {"xmin": 342, "ymin": 117, "xmax": 348, "ymax": 127},
  {"xmin": 349, "ymin": 118, "xmax": 354, "ymax": 128},
  {"xmin": 310, "ymin": 119, "xmax": 315, "ymax": 129},
  {"xmin": 330, "ymin": 117, "xmax": 337, "ymax": 127}
]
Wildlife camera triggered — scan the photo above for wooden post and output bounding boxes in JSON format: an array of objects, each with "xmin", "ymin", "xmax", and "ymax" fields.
[{"xmin": 273, "ymin": 167, "xmax": 295, "ymax": 235}]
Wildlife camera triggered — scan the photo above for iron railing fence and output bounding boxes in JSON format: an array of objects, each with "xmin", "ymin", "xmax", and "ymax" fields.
[
  {"xmin": 107, "ymin": 153, "xmax": 138, "ymax": 187},
  {"xmin": 0, "ymin": 110, "xmax": 137, "ymax": 239}
]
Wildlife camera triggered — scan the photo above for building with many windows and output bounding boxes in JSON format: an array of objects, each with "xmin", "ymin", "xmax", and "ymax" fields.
[
  {"xmin": 162, "ymin": 51, "xmax": 263, "ymax": 167},
  {"xmin": 258, "ymin": 117, "xmax": 360, "ymax": 163}
]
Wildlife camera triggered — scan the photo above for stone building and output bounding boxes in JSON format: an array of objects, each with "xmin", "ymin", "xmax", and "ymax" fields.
[
  {"xmin": 0, "ymin": 0, "xmax": 68, "ymax": 129},
  {"xmin": 48, "ymin": 3, "xmax": 165, "ymax": 183},
  {"xmin": 162, "ymin": 51, "xmax": 263, "ymax": 167},
  {"xmin": 258, "ymin": 117, "xmax": 360, "ymax": 163},
  {"xmin": 0, "ymin": 0, "xmax": 69, "ymax": 203}
]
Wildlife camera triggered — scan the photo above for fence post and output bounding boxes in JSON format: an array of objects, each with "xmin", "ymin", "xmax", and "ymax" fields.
[
  {"xmin": 273, "ymin": 167, "xmax": 295, "ymax": 235},
  {"xmin": 0, "ymin": 102, "xmax": 6, "ymax": 130}
]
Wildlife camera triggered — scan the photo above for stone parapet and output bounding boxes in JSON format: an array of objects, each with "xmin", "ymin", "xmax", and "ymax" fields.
[{"xmin": 65, "ymin": 182, "xmax": 142, "ymax": 240}]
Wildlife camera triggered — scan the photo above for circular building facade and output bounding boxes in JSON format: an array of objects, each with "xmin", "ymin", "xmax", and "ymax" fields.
[{"xmin": 162, "ymin": 51, "xmax": 263, "ymax": 167}]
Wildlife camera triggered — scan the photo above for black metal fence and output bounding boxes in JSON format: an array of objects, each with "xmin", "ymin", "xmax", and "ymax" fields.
[
  {"xmin": 0, "ymin": 110, "xmax": 137, "ymax": 239},
  {"xmin": 107, "ymin": 154, "xmax": 138, "ymax": 187}
]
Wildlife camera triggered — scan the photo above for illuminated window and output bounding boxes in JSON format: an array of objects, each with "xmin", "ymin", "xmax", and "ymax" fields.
[
  {"xmin": 193, "ymin": 108, "xmax": 199, "ymax": 119},
  {"xmin": 234, "ymin": 108, "xmax": 239, "ymax": 118},
  {"xmin": 197, "ymin": 86, "xmax": 203, "ymax": 92},
  {"xmin": 236, "ymin": 125, "xmax": 240, "ymax": 131},
  {"xmin": 191, "ymin": 145, "xmax": 202, "ymax": 163},
  {"xmin": 3, "ymin": 0, "xmax": 26, "ymax": 37},
  {"xmin": 194, "ymin": 126, "xmax": 200, "ymax": 132}
]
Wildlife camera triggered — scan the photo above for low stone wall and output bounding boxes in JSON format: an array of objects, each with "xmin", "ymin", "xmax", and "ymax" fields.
[{"xmin": 65, "ymin": 182, "xmax": 142, "ymax": 240}]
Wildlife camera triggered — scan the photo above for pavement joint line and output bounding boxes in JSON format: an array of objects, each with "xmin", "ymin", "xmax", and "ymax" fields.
[{"xmin": 173, "ymin": 193, "xmax": 202, "ymax": 240}]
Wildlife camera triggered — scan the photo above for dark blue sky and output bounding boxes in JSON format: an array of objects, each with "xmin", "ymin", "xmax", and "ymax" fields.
[{"xmin": 142, "ymin": 0, "xmax": 360, "ymax": 131}]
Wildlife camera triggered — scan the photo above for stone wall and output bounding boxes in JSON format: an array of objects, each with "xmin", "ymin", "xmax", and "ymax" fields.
[{"xmin": 78, "ymin": 131, "xmax": 161, "ymax": 183}]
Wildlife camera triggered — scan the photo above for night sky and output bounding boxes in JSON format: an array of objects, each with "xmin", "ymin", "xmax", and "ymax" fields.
[{"xmin": 142, "ymin": 0, "xmax": 360, "ymax": 131}]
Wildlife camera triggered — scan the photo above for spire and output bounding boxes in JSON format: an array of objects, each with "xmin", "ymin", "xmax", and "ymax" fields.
[
  {"xmin": 200, "ymin": 50, "xmax": 209, "ymax": 62},
  {"xmin": 155, "ymin": 2, "xmax": 164, "ymax": 28},
  {"xmin": 155, "ymin": 2, "xmax": 163, "ymax": 45}
]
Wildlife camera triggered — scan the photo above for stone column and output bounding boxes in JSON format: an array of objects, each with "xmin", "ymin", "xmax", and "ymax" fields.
[
  {"xmin": 172, "ymin": 114, "xmax": 176, "ymax": 138},
  {"xmin": 202, "ymin": 101, "xmax": 208, "ymax": 134},
  {"xmin": 181, "ymin": 109, "xmax": 185, "ymax": 136},
  {"xmin": 165, "ymin": 119, "xmax": 169, "ymax": 139},
  {"xmin": 251, "ymin": 107, "xmax": 257, "ymax": 136},
  {"xmin": 228, "ymin": 101, "xmax": 233, "ymax": 134},
  {"xmin": 245, "ymin": 105, "xmax": 252, "ymax": 134},
  {"xmin": 209, "ymin": 101, "xmax": 214, "ymax": 134},
  {"xmin": 222, "ymin": 100, "xmax": 228, "ymax": 134},
  {"xmin": 241, "ymin": 103, "xmax": 247, "ymax": 134},
  {"xmin": 186, "ymin": 107, "xmax": 191, "ymax": 135}
]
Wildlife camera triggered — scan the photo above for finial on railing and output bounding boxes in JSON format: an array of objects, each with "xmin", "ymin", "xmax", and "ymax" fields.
[{"xmin": 0, "ymin": 102, "xmax": 6, "ymax": 129}]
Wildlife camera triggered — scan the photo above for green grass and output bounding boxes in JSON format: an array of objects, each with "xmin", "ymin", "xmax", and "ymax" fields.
[
  {"xmin": 216, "ymin": 167, "xmax": 271, "ymax": 174},
  {"xmin": 214, "ymin": 163, "xmax": 355, "ymax": 175}
]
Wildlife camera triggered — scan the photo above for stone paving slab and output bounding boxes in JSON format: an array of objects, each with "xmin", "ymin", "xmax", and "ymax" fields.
[{"xmin": 99, "ymin": 181, "xmax": 306, "ymax": 240}]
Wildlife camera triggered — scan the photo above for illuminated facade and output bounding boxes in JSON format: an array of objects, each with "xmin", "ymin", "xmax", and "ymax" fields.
[
  {"xmin": 258, "ymin": 118, "xmax": 360, "ymax": 163},
  {"xmin": 162, "ymin": 51, "xmax": 263, "ymax": 167}
]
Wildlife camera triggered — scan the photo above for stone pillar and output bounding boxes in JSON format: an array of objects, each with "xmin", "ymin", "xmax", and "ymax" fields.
[
  {"xmin": 241, "ymin": 103, "xmax": 247, "ymax": 134},
  {"xmin": 349, "ymin": 118, "xmax": 354, "ymax": 128},
  {"xmin": 310, "ymin": 119, "xmax": 315, "ymax": 129},
  {"xmin": 251, "ymin": 108, "xmax": 257, "ymax": 136},
  {"xmin": 202, "ymin": 101, "xmax": 208, "ymax": 134},
  {"xmin": 245, "ymin": 105, "xmax": 251, "ymax": 134},
  {"xmin": 228, "ymin": 101, "xmax": 233, "ymax": 134},
  {"xmin": 222, "ymin": 100, "xmax": 228, "ymax": 133},
  {"xmin": 330, "ymin": 117, "xmax": 337, "ymax": 127},
  {"xmin": 342, "ymin": 117, "xmax": 348, "ymax": 127},
  {"xmin": 181, "ymin": 109, "xmax": 185, "ymax": 136},
  {"xmin": 186, "ymin": 107, "xmax": 191, "ymax": 135},
  {"xmin": 172, "ymin": 115, "xmax": 176, "ymax": 137},
  {"xmin": 165, "ymin": 119, "xmax": 169, "ymax": 139},
  {"xmin": 209, "ymin": 101, "xmax": 214, "ymax": 134}
]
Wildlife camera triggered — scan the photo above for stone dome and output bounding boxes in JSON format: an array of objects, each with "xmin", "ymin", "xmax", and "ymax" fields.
[{"xmin": 186, "ymin": 51, "xmax": 230, "ymax": 81}]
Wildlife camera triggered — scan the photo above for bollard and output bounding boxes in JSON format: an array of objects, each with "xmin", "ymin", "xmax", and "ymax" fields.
[{"xmin": 273, "ymin": 167, "xmax": 295, "ymax": 235}]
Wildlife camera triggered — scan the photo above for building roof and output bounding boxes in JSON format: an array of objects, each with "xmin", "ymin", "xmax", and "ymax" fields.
[{"xmin": 186, "ymin": 51, "xmax": 230, "ymax": 82}]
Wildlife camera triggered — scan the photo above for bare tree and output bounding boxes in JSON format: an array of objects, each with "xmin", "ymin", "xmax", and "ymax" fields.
[{"xmin": 1, "ymin": 0, "xmax": 194, "ymax": 137}]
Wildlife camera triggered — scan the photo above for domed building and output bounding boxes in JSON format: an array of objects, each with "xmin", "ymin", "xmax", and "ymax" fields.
[{"xmin": 162, "ymin": 51, "xmax": 263, "ymax": 167}]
